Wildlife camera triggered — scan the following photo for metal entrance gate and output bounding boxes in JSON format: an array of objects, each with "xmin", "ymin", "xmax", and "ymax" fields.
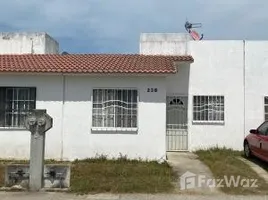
[{"xmin": 166, "ymin": 96, "xmax": 188, "ymax": 151}]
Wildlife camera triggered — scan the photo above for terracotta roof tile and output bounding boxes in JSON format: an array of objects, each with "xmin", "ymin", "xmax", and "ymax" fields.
[{"xmin": 0, "ymin": 54, "xmax": 193, "ymax": 74}]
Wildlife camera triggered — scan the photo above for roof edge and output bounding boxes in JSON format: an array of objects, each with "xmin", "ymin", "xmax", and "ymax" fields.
[{"xmin": 0, "ymin": 72, "xmax": 176, "ymax": 76}]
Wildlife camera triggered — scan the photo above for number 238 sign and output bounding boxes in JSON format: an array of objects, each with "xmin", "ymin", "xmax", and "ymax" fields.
[{"xmin": 147, "ymin": 88, "xmax": 158, "ymax": 92}]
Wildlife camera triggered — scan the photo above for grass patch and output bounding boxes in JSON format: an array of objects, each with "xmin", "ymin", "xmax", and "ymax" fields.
[
  {"xmin": 0, "ymin": 156, "xmax": 175, "ymax": 194},
  {"xmin": 195, "ymin": 147, "xmax": 268, "ymax": 195},
  {"xmin": 70, "ymin": 156, "xmax": 175, "ymax": 194}
]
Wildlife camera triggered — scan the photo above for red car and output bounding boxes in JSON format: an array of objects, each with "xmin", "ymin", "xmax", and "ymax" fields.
[{"xmin": 244, "ymin": 121, "xmax": 268, "ymax": 162}]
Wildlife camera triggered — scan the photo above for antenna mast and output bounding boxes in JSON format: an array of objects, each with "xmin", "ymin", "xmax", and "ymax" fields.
[{"xmin": 185, "ymin": 21, "xmax": 204, "ymax": 40}]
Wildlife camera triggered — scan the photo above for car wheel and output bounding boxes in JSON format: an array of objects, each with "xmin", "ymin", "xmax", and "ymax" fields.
[{"xmin": 244, "ymin": 141, "xmax": 251, "ymax": 158}]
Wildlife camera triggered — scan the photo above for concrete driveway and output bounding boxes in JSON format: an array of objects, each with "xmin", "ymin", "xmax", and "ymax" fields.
[{"xmin": 166, "ymin": 152, "xmax": 221, "ymax": 194}]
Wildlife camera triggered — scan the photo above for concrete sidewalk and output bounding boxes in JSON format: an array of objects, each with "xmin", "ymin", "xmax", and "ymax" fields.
[
  {"xmin": 238, "ymin": 157, "xmax": 268, "ymax": 183},
  {"xmin": 0, "ymin": 192, "xmax": 268, "ymax": 200}
]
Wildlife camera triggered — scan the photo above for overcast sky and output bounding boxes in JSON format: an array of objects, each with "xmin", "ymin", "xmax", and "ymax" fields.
[{"xmin": 0, "ymin": 0, "xmax": 267, "ymax": 53}]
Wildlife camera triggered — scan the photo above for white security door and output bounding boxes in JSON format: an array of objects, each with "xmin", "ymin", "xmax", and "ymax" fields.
[{"xmin": 166, "ymin": 96, "xmax": 188, "ymax": 151}]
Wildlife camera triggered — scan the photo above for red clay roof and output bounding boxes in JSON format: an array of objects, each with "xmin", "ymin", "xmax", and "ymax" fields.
[{"xmin": 0, "ymin": 54, "xmax": 193, "ymax": 74}]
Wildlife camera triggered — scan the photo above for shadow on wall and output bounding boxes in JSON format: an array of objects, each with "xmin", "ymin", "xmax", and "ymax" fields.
[
  {"xmin": 36, "ymin": 76, "xmax": 167, "ymax": 104},
  {"xmin": 166, "ymin": 63, "xmax": 190, "ymax": 96}
]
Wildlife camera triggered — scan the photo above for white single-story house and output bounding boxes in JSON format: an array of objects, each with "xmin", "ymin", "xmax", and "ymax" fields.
[{"xmin": 0, "ymin": 32, "xmax": 267, "ymax": 161}]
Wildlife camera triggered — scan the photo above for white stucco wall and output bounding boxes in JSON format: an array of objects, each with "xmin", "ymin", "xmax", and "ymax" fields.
[
  {"xmin": 140, "ymin": 33, "xmax": 249, "ymax": 151},
  {"xmin": 188, "ymin": 41, "xmax": 244, "ymax": 150},
  {"xmin": 0, "ymin": 75, "xmax": 63, "ymax": 160},
  {"xmin": 166, "ymin": 63, "xmax": 190, "ymax": 95},
  {"xmin": 62, "ymin": 76, "xmax": 166, "ymax": 160},
  {"xmin": 140, "ymin": 33, "xmax": 191, "ymax": 55},
  {"xmin": 244, "ymin": 41, "xmax": 268, "ymax": 134},
  {"xmin": 0, "ymin": 32, "xmax": 59, "ymax": 54},
  {"xmin": 45, "ymin": 33, "xmax": 59, "ymax": 54},
  {"xmin": 0, "ymin": 75, "xmax": 167, "ymax": 161}
]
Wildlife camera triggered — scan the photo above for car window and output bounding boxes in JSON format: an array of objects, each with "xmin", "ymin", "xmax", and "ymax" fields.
[{"xmin": 258, "ymin": 122, "xmax": 268, "ymax": 136}]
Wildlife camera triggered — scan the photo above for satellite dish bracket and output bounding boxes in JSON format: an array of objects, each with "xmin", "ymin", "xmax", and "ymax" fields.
[{"xmin": 185, "ymin": 21, "xmax": 204, "ymax": 40}]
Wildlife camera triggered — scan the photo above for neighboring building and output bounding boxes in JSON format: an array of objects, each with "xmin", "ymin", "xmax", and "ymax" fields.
[
  {"xmin": 0, "ymin": 32, "xmax": 59, "ymax": 54},
  {"xmin": 0, "ymin": 32, "xmax": 267, "ymax": 161}
]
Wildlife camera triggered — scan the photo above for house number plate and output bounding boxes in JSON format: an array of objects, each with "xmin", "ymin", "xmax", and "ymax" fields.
[{"xmin": 147, "ymin": 88, "xmax": 158, "ymax": 92}]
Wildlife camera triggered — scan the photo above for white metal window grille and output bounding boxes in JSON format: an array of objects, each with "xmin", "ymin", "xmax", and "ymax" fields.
[
  {"xmin": 193, "ymin": 95, "xmax": 224, "ymax": 122},
  {"xmin": 92, "ymin": 89, "xmax": 138, "ymax": 129},
  {"xmin": 265, "ymin": 97, "xmax": 268, "ymax": 121},
  {"xmin": 0, "ymin": 87, "xmax": 36, "ymax": 128}
]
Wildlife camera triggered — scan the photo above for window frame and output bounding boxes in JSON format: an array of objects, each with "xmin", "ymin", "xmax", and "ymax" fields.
[
  {"xmin": 0, "ymin": 86, "xmax": 36, "ymax": 130},
  {"xmin": 192, "ymin": 95, "xmax": 225, "ymax": 124},
  {"xmin": 91, "ymin": 87, "xmax": 139, "ymax": 132}
]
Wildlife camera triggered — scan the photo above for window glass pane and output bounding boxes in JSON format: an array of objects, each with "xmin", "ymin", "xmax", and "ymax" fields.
[
  {"xmin": 93, "ymin": 89, "xmax": 97, "ymax": 102},
  {"xmin": 126, "ymin": 116, "xmax": 132, "ymax": 127},
  {"xmin": 18, "ymin": 113, "xmax": 26, "ymax": 127},
  {"xmin": 193, "ymin": 95, "xmax": 224, "ymax": 122},
  {"xmin": 131, "ymin": 116, "xmax": 137, "ymax": 127},
  {"xmin": 92, "ymin": 115, "xmax": 102, "ymax": 127},
  {"xmin": 115, "ymin": 114, "xmax": 122, "ymax": 127},
  {"xmin": 208, "ymin": 96, "xmax": 214, "ymax": 120},
  {"xmin": 265, "ymin": 97, "xmax": 268, "ymax": 121},
  {"xmin": 116, "ymin": 90, "xmax": 121, "ymax": 101},
  {"xmin": 122, "ymin": 90, "xmax": 127, "ymax": 102},
  {"xmin": 265, "ymin": 106, "xmax": 268, "ymax": 113},
  {"xmin": 29, "ymin": 101, "xmax": 36, "ymax": 110},
  {"xmin": 193, "ymin": 96, "xmax": 198, "ymax": 121},
  {"xmin": 265, "ymin": 97, "xmax": 268, "ymax": 105},
  {"xmin": 258, "ymin": 122, "xmax": 268, "ymax": 135},
  {"xmin": 30, "ymin": 88, "xmax": 36, "ymax": 101},
  {"xmin": 6, "ymin": 88, "xmax": 16, "ymax": 127},
  {"xmin": 0, "ymin": 88, "xmax": 5, "ymax": 127},
  {"xmin": 5, "ymin": 113, "xmax": 13, "ymax": 127},
  {"xmin": 6, "ymin": 89, "xmax": 14, "ymax": 103},
  {"xmin": 92, "ymin": 89, "xmax": 138, "ymax": 128},
  {"xmin": 0, "ymin": 87, "xmax": 36, "ymax": 128},
  {"xmin": 203, "ymin": 96, "xmax": 208, "ymax": 121},
  {"xmin": 127, "ymin": 90, "xmax": 132, "ymax": 102},
  {"xmin": 18, "ymin": 88, "xmax": 29, "ymax": 100},
  {"xmin": 133, "ymin": 90, "xmax": 138, "ymax": 103},
  {"xmin": 265, "ymin": 114, "xmax": 268, "ymax": 121},
  {"xmin": 197, "ymin": 96, "xmax": 202, "ymax": 120}
]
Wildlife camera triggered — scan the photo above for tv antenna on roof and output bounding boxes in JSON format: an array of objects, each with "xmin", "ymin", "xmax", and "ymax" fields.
[{"xmin": 185, "ymin": 21, "xmax": 204, "ymax": 40}]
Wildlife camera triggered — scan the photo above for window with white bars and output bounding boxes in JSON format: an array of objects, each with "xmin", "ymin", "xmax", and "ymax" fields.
[
  {"xmin": 193, "ymin": 95, "xmax": 224, "ymax": 123},
  {"xmin": 264, "ymin": 97, "xmax": 268, "ymax": 121},
  {"xmin": 0, "ymin": 87, "xmax": 36, "ymax": 128},
  {"xmin": 92, "ymin": 89, "xmax": 138, "ymax": 129}
]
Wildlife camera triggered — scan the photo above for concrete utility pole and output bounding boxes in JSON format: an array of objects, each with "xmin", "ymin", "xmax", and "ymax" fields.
[{"xmin": 25, "ymin": 109, "xmax": 53, "ymax": 191}]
